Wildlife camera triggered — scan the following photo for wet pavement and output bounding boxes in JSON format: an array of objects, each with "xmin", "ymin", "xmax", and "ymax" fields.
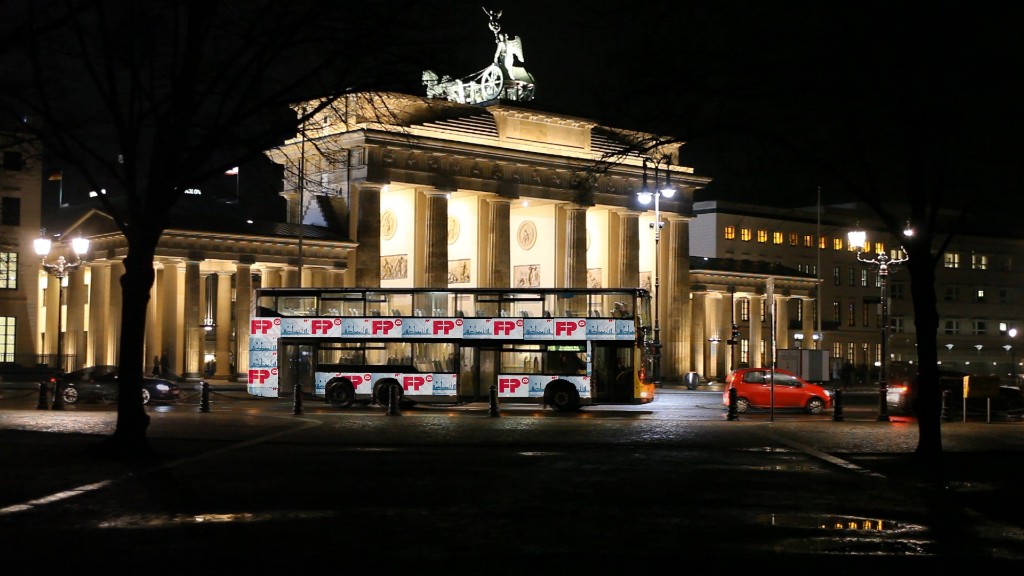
[{"xmin": 1, "ymin": 386, "xmax": 1023, "ymax": 574}]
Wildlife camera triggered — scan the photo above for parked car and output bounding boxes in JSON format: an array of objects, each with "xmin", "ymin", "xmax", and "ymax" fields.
[
  {"xmin": 58, "ymin": 365, "xmax": 182, "ymax": 405},
  {"xmin": 886, "ymin": 369, "xmax": 1024, "ymax": 417},
  {"xmin": 722, "ymin": 367, "xmax": 832, "ymax": 414}
]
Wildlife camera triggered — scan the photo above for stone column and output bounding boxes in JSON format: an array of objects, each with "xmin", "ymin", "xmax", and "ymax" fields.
[
  {"xmin": 422, "ymin": 190, "xmax": 449, "ymax": 288},
  {"xmin": 563, "ymin": 204, "xmax": 587, "ymax": 289},
  {"xmin": 160, "ymin": 261, "xmax": 181, "ymax": 375},
  {"xmin": 183, "ymin": 260, "xmax": 203, "ymax": 380},
  {"xmin": 66, "ymin": 265, "xmax": 87, "ymax": 372},
  {"xmin": 352, "ymin": 183, "xmax": 382, "ymax": 287},
  {"xmin": 617, "ymin": 211, "xmax": 640, "ymax": 288},
  {"xmin": 801, "ymin": 298, "xmax": 815, "ymax": 346},
  {"xmin": 663, "ymin": 215, "xmax": 691, "ymax": 382},
  {"xmin": 749, "ymin": 294, "xmax": 763, "ymax": 368},
  {"xmin": 145, "ymin": 264, "xmax": 163, "ymax": 375},
  {"xmin": 41, "ymin": 274, "xmax": 59, "ymax": 358},
  {"xmin": 87, "ymin": 262, "xmax": 110, "ymax": 366},
  {"xmin": 214, "ymin": 271, "xmax": 233, "ymax": 379},
  {"xmin": 486, "ymin": 197, "xmax": 511, "ymax": 288},
  {"xmin": 775, "ymin": 295, "xmax": 790, "ymax": 353},
  {"xmin": 691, "ymin": 291, "xmax": 707, "ymax": 376},
  {"xmin": 234, "ymin": 262, "xmax": 252, "ymax": 382}
]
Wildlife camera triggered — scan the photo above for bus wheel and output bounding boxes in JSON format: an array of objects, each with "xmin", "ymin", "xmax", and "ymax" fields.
[
  {"xmin": 326, "ymin": 381, "xmax": 355, "ymax": 408},
  {"xmin": 546, "ymin": 381, "xmax": 581, "ymax": 412},
  {"xmin": 374, "ymin": 381, "xmax": 401, "ymax": 407}
]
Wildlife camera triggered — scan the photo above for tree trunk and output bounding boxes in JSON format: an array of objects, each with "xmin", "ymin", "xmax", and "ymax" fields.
[{"xmin": 907, "ymin": 250, "xmax": 942, "ymax": 457}]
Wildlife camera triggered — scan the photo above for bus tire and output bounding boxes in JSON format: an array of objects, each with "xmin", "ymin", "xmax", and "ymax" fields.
[
  {"xmin": 546, "ymin": 381, "xmax": 581, "ymax": 412},
  {"xmin": 374, "ymin": 381, "xmax": 401, "ymax": 407},
  {"xmin": 326, "ymin": 380, "xmax": 355, "ymax": 408}
]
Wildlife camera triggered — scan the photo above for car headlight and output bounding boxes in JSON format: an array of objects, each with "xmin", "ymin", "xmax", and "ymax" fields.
[{"xmin": 155, "ymin": 384, "xmax": 170, "ymax": 392}]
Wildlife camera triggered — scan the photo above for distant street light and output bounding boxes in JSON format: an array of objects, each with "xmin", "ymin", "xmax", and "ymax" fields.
[
  {"xmin": 794, "ymin": 332, "xmax": 804, "ymax": 349},
  {"xmin": 34, "ymin": 231, "xmax": 90, "ymax": 410},
  {"xmin": 1008, "ymin": 328, "xmax": 1017, "ymax": 383},
  {"xmin": 848, "ymin": 227, "xmax": 908, "ymax": 422},
  {"xmin": 637, "ymin": 155, "xmax": 675, "ymax": 384}
]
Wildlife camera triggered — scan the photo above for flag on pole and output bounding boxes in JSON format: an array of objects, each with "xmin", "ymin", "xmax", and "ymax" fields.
[
  {"xmin": 48, "ymin": 171, "xmax": 63, "ymax": 181},
  {"xmin": 225, "ymin": 166, "xmax": 239, "ymax": 176}
]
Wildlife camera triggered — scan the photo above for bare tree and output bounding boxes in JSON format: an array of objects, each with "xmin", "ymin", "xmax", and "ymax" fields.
[{"xmin": 0, "ymin": 0, "xmax": 430, "ymax": 457}]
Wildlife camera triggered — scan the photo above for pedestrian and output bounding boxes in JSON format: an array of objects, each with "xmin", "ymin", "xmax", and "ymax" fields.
[{"xmin": 152, "ymin": 355, "xmax": 161, "ymax": 376}]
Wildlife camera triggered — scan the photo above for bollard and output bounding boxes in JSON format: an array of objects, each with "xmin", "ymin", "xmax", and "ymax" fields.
[
  {"xmin": 293, "ymin": 381, "xmax": 304, "ymax": 415},
  {"xmin": 37, "ymin": 381, "xmax": 49, "ymax": 410},
  {"xmin": 726, "ymin": 387, "xmax": 739, "ymax": 421},
  {"xmin": 488, "ymin": 384, "xmax": 501, "ymax": 417},
  {"xmin": 940, "ymin": 389, "xmax": 951, "ymax": 422},
  {"xmin": 199, "ymin": 381, "xmax": 211, "ymax": 413},
  {"xmin": 386, "ymin": 382, "xmax": 401, "ymax": 416},
  {"xmin": 51, "ymin": 381, "xmax": 65, "ymax": 411},
  {"xmin": 831, "ymin": 388, "xmax": 844, "ymax": 421}
]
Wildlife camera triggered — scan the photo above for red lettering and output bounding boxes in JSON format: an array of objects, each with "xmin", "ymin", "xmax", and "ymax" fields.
[
  {"xmin": 555, "ymin": 321, "xmax": 578, "ymax": 336},
  {"xmin": 433, "ymin": 319, "xmax": 456, "ymax": 335},
  {"xmin": 248, "ymin": 369, "xmax": 271, "ymax": 384},
  {"xmin": 311, "ymin": 319, "xmax": 333, "ymax": 334},
  {"xmin": 403, "ymin": 376, "xmax": 425, "ymax": 391},
  {"xmin": 251, "ymin": 319, "xmax": 274, "ymax": 334},
  {"xmin": 498, "ymin": 378, "xmax": 522, "ymax": 393},
  {"xmin": 494, "ymin": 320, "xmax": 516, "ymax": 335},
  {"xmin": 371, "ymin": 320, "xmax": 396, "ymax": 335}
]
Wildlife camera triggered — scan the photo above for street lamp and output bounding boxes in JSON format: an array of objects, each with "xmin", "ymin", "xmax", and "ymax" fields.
[
  {"xmin": 848, "ymin": 227, "xmax": 908, "ymax": 422},
  {"xmin": 637, "ymin": 155, "xmax": 675, "ymax": 384},
  {"xmin": 1009, "ymin": 328, "xmax": 1018, "ymax": 383},
  {"xmin": 34, "ymin": 231, "xmax": 90, "ymax": 410}
]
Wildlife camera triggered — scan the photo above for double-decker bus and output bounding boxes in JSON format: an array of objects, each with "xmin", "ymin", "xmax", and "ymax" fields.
[{"xmin": 247, "ymin": 287, "xmax": 655, "ymax": 412}]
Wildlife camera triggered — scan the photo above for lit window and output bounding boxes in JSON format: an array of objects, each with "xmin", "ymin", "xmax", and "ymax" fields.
[
  {"xmin": 803, "ymin": 234, "xmax": 813, "ymax": 247},
  {"xmin": 972, "ymin": 254, "xmax": 988, "ymax": 270},
  {"xmin": 757, "ymin": 230, "xmax": 767, "ymax": 243},
  {"xmin": 724, "ymin": 226, "xmax": 736, "ymax": 240},
  {"xmin": 789, "ymin": 232, "xmax": 798, "ymax": 246},
  {"xmin": 818, "ymin": 235, "xmax": 826, "ymax": 249},
  {"xmin": 772, "ymin": 231, "xmax": 783, "ymax": 244},
  {"xmin": 944, "ymin": 252, "xmax": 960, "ymax": 268},
  {"xmin": 833, "ymin": 238, "xmax": 843, "ymax": 250},
  {"xmin": 0, "ymin": 252, "xmax": 16, "ymax": 290},
  {"xmin": 740, "ymin": 228, "xmax": 751, "ymax": 241}
]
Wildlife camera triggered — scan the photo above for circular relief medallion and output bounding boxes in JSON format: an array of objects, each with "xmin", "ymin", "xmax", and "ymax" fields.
[
  {"xmin": 381, "ymin": 210, "xmax": 397, "ymax": 240},
  {"xmin": 447, "ymin": 216, "xmax": 460, "ymax": 245},
  {"xmin": 517, "ymin": 220, "xmax": 537, "ymax": 250}
]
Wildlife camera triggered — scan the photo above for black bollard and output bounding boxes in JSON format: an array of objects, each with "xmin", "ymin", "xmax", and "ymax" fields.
[
  {"xmin": 386, "ymin": 382, "xmax": 401, "ymax": 416},
  {"xmin": 51, "ymin": 381, "xmax": 65, "ymax": 411},
  {"xmin": 832, "ymin": 388, "xmax": 844, "ymax": 422},
  {"xmin": 37, "ymin": 381, "xmax": 49, "ymax": 410},
  {"xmin": 199, "ymin": 381, "xmax": 210, "ymax": 413},
  {"xmin": 727, "ymin": 387, "xmax": 739, "ymax": 421},
  {"xmin": 488, "ymin": 384, "xmax": 501, "ymax": 417},
  {"xmin": 293, "ymin": 381, "xmax": 303, "ymax": 415}
]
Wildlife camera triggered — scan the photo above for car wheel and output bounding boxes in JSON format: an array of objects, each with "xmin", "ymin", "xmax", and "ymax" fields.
[
  {"xmin": 61, "ymin": 385, "xmax": 79, "ymax": 405},
  {"xmin": 806, "ymin": 397, "xmax": 826, "ymax": 414},
  {"xmin": 734, "ymin": 397, "xmax": 750, "ymax": 413},
  {"xmin": 327, "ymin": 381, "xmax": 355, "ymax": 408},
  {"xmin": 546, "ymin": 381, "xmax": 581, "ymax": 412},
  {"xmin": 141, "ymin": 388, "xmax": 151, "ymax": 405}
]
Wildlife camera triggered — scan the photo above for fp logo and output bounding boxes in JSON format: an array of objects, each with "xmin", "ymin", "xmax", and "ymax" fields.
[
  {"xmin": 248, "ymin": 368, "xmax": 277, "ymax": 384},
  {"xmin": 432, "ymin": 319, "xmax": 457, "ymax": 335},
  {"xmin": 403, "ymin": 375, "xmax": 427, "ymax": 391},
  {"xmin": 493, "ymin": 320, "xmax": 516, "ymax": 336},
  {"xmin": 310, "ymin": 319, "xmax": 333, "ymax": 334},
  {"xmin": 251, "ymin": 319, "xmax": 277, "ymax": 334},
  {"xmin": 555, "ymin": 321, "xmax": 582, "ymax": 337},
  {"xmin": 371, "ymin": 320, "xmax": 397, "ymax": 335},
  {"xmin": 498, "ymin": 377, "xmax": 525, "ymax": 393}
]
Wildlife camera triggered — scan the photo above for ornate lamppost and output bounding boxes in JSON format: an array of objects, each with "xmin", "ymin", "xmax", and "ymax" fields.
[
  {"xmin": 34, "ymin": 232, "xmax": 90, "ymax": 410},
  {"xmin": 848, "ymin": 227, "xmax": 908, "ymax": 422},
  {"xmin": 637, "ymin": 155, "xmax": 675, "ymax": 384}
]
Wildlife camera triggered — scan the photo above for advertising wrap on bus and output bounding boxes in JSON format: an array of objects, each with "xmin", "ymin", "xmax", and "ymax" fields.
[{"xmin": 246, "ymin": 287, "xmax": 656, "ymax": 411}]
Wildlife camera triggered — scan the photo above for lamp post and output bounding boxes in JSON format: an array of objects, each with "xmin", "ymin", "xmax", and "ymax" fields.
[
  {"xmin": 794, "ymin": 332, "xmax": 804, "ymax": 349},
  {"xmin": 637, "ymin": 155, "xmax": 675, "ymax": 384},
  {"xmin": 848, "ymin": 227, "xmax": 908, "ymax": 422},
  {"xmin": 1009, "ymin": 328, "xmax": 1018, "ymax": 384},
  {"xmin": 35, "ymin": 232, "xmax": 89, "ymax": 410}
]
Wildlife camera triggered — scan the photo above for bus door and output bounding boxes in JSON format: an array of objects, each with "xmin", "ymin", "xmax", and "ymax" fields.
[
  {"xmin": 459, "ymin": 346, "xmax": 498, "ymax": 402},
  {"xmin": 278, "ymin": 340, "xmax": 315, "ymax": 398},
  {"xmin": 592, "ymin": 343, "xmax": 635, "ymax": 403}
]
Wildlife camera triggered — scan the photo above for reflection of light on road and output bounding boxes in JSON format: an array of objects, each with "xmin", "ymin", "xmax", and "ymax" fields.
[
  {"xmin": 0, "ymin": 480, "xmax": 113, "ymax": 516},
  {"xmin": 760, "ymin": 513, "xmax": 934, "ymax": 556},
  {"xmin": 97, "ymin": 510, "xmax": 335, "ymax": 529}
]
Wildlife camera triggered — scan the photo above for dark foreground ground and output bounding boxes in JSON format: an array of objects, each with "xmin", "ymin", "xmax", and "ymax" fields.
[{"xmin": 1, "ymin": 387, "xmax": 1022, "ymax": 575}]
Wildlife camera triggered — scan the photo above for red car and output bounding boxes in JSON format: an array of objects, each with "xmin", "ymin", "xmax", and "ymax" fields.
[{"xmin": 722, "ymin": 367, "xmax": 832, "ymax": 414}]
